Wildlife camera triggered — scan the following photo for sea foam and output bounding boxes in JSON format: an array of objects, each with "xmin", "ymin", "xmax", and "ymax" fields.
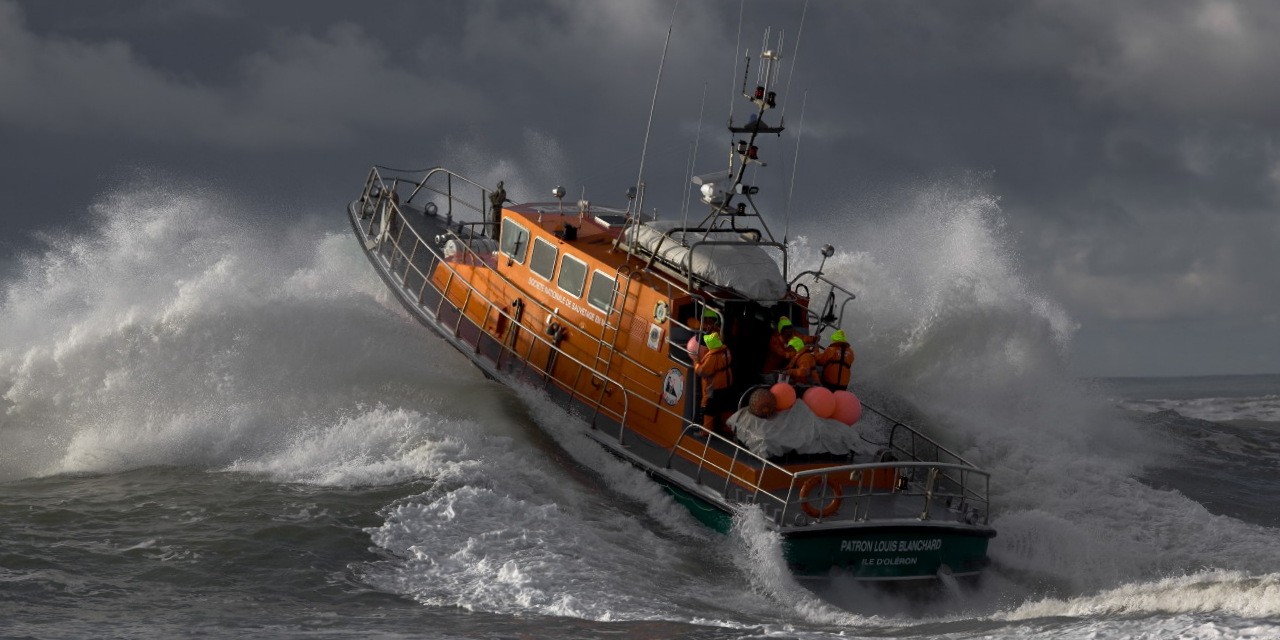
[{"xmin": 4, "ymin": 177, "xmax": 1279, "ymax": 630}]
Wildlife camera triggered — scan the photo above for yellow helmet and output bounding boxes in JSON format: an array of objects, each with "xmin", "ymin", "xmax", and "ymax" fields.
[
  {"xmin": 831, "ymin": 329, "xmax": 847, "ymax": 343},
  {"xmin": 703, "ymin": 332, "xmax": 723, "ymax": 350},
  {"xmin": 777, "ymin": 317, "xmax": 793, "ymax": 332},
  {"xmin": 787, "ymin": 336, "xmax": 804, "ymax": 352}
]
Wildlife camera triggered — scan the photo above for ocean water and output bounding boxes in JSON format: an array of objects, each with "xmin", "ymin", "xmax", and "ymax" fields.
[{"xmin": 1, "ymin": 180, "xmax": 1278, "ymax": 639}]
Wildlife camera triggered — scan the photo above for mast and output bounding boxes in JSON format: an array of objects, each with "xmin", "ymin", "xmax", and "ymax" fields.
[
  {"xmin": 617, "ymin": 23, "xmax": 805, "ymax": 294},
  {"xmin": 690, "ymin": 30, "xmax": 789, "ymax": 246}
]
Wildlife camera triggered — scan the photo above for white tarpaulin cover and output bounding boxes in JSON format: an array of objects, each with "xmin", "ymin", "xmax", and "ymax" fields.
[
  {"xmin": 728, "ymin": 401, "xmax": 874, "ymax": 458},
  {"xmin": 627, "ymin": 221, "xmax": 787, "ymax": 300}
]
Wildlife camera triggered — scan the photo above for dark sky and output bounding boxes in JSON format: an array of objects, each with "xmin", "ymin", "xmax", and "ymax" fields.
[{"xmin": 2, "ymin": 0, "xmax": 1277, "ymax": 376}]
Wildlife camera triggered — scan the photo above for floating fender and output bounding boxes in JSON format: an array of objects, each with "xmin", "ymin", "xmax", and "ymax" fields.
[
  {"xmin": 686, "ymin": 335, "xmax": 706, "ymax": 361},
  {"xmin": 770, "ymin": 382, "xmax": 797, "ymax": 410},
  {"xmin": 748, "ymin": 388, "xmax": 778, "ymax": 418},
  {"xmin": 802, "ymin": 386, "xmax": 835, "ymax": 419},
  {"xmin": 831, "ymin": 390, "xmax": 862, "ymax": 425}
]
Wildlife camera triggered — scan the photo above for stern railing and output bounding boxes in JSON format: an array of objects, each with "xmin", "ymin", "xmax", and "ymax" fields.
[{"xmin": 352, "ymin": 166, "xmax": 992, "ymax": 531}]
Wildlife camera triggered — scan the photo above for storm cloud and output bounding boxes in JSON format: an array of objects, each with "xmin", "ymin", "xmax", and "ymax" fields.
[{"xmin": 1, "ymin": 0, "xmax": 1277, "ymax": 376}]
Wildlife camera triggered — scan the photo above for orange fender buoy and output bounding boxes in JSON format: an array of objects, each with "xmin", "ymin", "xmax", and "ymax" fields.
[
  {"xmin": 802, "ymin": 386, "xmax": 835, "ymax": 418},
  {"xmin": 832, "ymin": 390, "xmax": 862, "ymax": 425},
  {"xmin": 770, "ymin": 382, "xmax": 797, "ymax": 410},
  {"xmin": 798, "ymin": 476, "xmax": 843, "ymax": 518}
]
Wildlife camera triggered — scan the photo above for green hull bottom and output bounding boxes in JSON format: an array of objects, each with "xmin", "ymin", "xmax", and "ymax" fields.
[{"xmin": 660, "ymin": 480, "xmax": 992, "ymax": 580}]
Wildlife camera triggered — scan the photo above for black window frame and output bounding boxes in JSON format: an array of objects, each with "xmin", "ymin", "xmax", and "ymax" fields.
[
  {"xmin": 587, "ymin": 270, "xmax": 616, "ymax": 313},
  {"xmin": 530, "ymin": 237, "xmax": 559, "ymax": 280},
  {"xmin": 499, "ymin": 218, "xmax": 530, "ymax": 264},
  {"xmin": 556, "ymin": 253, "xmax": 588, "ymax": 298}
]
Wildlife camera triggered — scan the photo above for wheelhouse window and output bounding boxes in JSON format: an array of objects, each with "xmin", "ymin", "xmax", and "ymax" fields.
[
  {"xmin": 557, "ymin": 254, "xmax": 588, "ymax": 298},
  {"xmin": 500, "ymin": 218, "xmax": 529, "ymax": 264},
  {"xmin": 530, "ymin": 238, "xmax": 558, "ymax": 280},
  {"xmin": 587, "ymin": 271, "xmax": 615, "ymax": 313}
]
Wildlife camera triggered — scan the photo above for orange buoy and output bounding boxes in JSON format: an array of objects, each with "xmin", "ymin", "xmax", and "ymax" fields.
[
  {"xmin": 686, "ymin": 335, "xmax": 706, "ymax": 361},
  {"xmin": 770, "ymin": 382, "xmax": 796, "ymax": 410},
  {"xmin": 802, "ymin": 386, "xmax": 835, "ymax": 419},
  {"xmin": 832, "ymin": 390, "xmax": 862, "ymax": 425}
]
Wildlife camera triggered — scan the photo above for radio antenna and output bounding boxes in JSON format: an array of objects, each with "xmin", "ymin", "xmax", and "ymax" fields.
[
  {"xmin": 784, "ymin": 89, "xmax": 808, "ymax": 245},
  {"xmin": 726, "ymin": 0, "xmax": 745, "ymax": 126},
  {"xmin": 779, "ymin": 0, "xmax": 809, "ymax": 125},
  {"xmin": 633, "ymin": 1, "xmax": 679, "ymax": 221},
  {"xmin": 682, "ymin": 82, "xmax": 709, "ymax": 230}
]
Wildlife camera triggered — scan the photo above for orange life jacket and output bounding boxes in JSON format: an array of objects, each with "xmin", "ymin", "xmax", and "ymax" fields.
[
  {"xmin": 784, "ymin": 346, "xmax": 819, "ymax": 385},
  {"xmin": 695, "ymin": 346, "xmax": 733, "ymax": 403},
  {"xmin": 817, "ymin": 341, "xmax": 854, "ymax": 389},
  {"xmin": 764, "ymin": 333, "xmax": 792, "ymax": 371}
]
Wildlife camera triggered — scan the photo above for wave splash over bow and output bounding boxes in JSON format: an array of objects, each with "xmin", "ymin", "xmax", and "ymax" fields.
[
  {"xmin": 793, "ymin": 178, "xmax": 1280, "ymax": 612},
  {"xmin": 0, "ymin": 179, "xmax": 815, "ymax": 628},
  {"xmin": 0, "ymin": 177, "xmax": 478, "ymax": 482},
  {"xmin": 3, "ymin": 176, "xmax": 1277, "ymax": 633}
]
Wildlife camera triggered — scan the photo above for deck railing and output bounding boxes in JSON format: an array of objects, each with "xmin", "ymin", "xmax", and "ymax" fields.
[{"xmin": 354, "ymin": 166, "xmax": 991, "ymax": 529}]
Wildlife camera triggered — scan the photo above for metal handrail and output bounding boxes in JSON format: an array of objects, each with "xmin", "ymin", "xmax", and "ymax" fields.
[
  {"xmin": 356, "ymin": 185, "xmax": 635, "ymax": 429},
  {"xmin": 664, "ymin": 421, "xmax": 991, "ymax": 527},
  {"xmin": 367, "ymin": 169, "xmax": 669, "ymax": 386},
  {"xmin": 784, "ymin": 461, "xmax": 990, "ymax": 526},
  {"xmin": 355, "ymin": 166, "xmax": 993, "ymax": 530}
]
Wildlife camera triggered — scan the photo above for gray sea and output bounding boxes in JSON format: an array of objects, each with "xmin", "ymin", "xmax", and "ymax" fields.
[{"xmin": 2, "ymin": 182, "xmax": 1278, "ymax": 638}]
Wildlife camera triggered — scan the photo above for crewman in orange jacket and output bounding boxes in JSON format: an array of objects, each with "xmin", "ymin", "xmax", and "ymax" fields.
[
  {"xmin": 817, "ymin": 329, "xmax": 855, "ymax": 391},
  {"xmin": 782, "ymin": 336, "xmax": 819, "ymax": 386},
  {"xmin": 694, "ymin": 332, "xmax": 734, "ymax": 435},
  {"xmin": 764, "ymin": 317, "xmax": 796, "ymax": 372}
]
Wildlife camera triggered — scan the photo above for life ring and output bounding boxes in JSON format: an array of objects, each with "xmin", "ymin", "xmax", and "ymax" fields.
[{"xmin": 798, "ymin": 476, "xmax": 843, "ymax": 518}]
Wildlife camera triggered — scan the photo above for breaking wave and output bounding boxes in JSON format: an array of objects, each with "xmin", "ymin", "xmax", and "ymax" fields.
[
  {"xmin": 1, "ymin": 176, "xmax": 1277, "ymax": 635},
  {"xmin": 791, "ymin": 178, "xmax": 1280, "ymax": 600},
  {"xmin": 1119, "ymin": 395, "xmax": 1280, "ymax": 424}
]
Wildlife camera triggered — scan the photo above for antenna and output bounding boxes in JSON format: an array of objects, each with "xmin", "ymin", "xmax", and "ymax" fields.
[
  {"xmin": 727, "ymin": 0, "xmax": 745, "ymax": 126},
  {"xmin": 784, "ymin": 90, "xmax": 808, "ymax": 245},
  {"xmin": 632, "ymin": 1, "xmax": 680, "ymax": 223},
  {"xmin": 682, "ymin": 82, "xmax": 709, "ymax": 231},
  {"xmin": 780, "ymin": 0, "xmax": 809, "ymax": 125}
]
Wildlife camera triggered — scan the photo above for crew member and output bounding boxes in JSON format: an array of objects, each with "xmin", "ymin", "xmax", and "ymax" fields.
[
  {"xmin": 688, "ymin": 307, "xmax": 720, "ymax": 333},
  {"xmin": 817, "ymin": 329, "xmax": 855, "ymax": 391},
  {"xmin": 694, "ymin": 332, "xmax": 734, "ymax": 436},
  {"xmin": 701, "ymin": 307, "xmax": 721, "ymax": 334},
  {"xmin": 488, "ymin": 181, "xmax": 509, "ymax": 228},
  {"xmin": 764, "ymin": 317, "xmax": 796, "ymax": 372},
  {"xmin": 782, "ymin": 336, "xmax": 819, "ymax": 386}
]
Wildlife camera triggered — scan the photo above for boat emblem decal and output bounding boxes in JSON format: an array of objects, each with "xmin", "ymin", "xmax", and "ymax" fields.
[
  {"xmin": 662, "ymin": 367, "xmax": 684, "ymax": 405},
  {"xmin": 653, "ymin": 301, "xmax": 668, "ymax": 323},
  {"xmin": 646, "ymin": 323, "xmax": 664, "ymax": 350}
]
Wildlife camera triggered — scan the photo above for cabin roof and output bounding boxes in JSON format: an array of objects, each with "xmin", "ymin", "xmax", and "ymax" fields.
[
  {"xmin": 503, "ymin": 203, "xmax": 637, "ymax": 274},
  {"xmin": 500, "ymin": 203, "xmax": 784, "ymax": 305}
]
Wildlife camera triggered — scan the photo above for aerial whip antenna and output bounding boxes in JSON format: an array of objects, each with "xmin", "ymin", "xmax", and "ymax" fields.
[
  {"xmin": 779, "ymin": 0, "xmax": 809, "ymax": 125},
  {"xmin": 682, "ymin": 82, "xmax": 709, "ymax": 231},
  {"xmin": 621, "ymin": 0, "xmax": 679, "ymax": 255},
  {"xmin": 727, "ymin": 0, "xmax": 745, "ymax": 125},
  {"xmin": 633, "ymin": 0, "xmax": 680, "ymax": 222},
  {"xmin": 784, "ymin": 90, "xmax": 808, "ymax": 245}
]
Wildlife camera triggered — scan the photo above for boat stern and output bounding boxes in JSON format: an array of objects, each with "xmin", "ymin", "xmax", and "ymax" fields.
[{"xmin": 784, "ymin": 524, "xmax": 994, "ymax": 580}]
